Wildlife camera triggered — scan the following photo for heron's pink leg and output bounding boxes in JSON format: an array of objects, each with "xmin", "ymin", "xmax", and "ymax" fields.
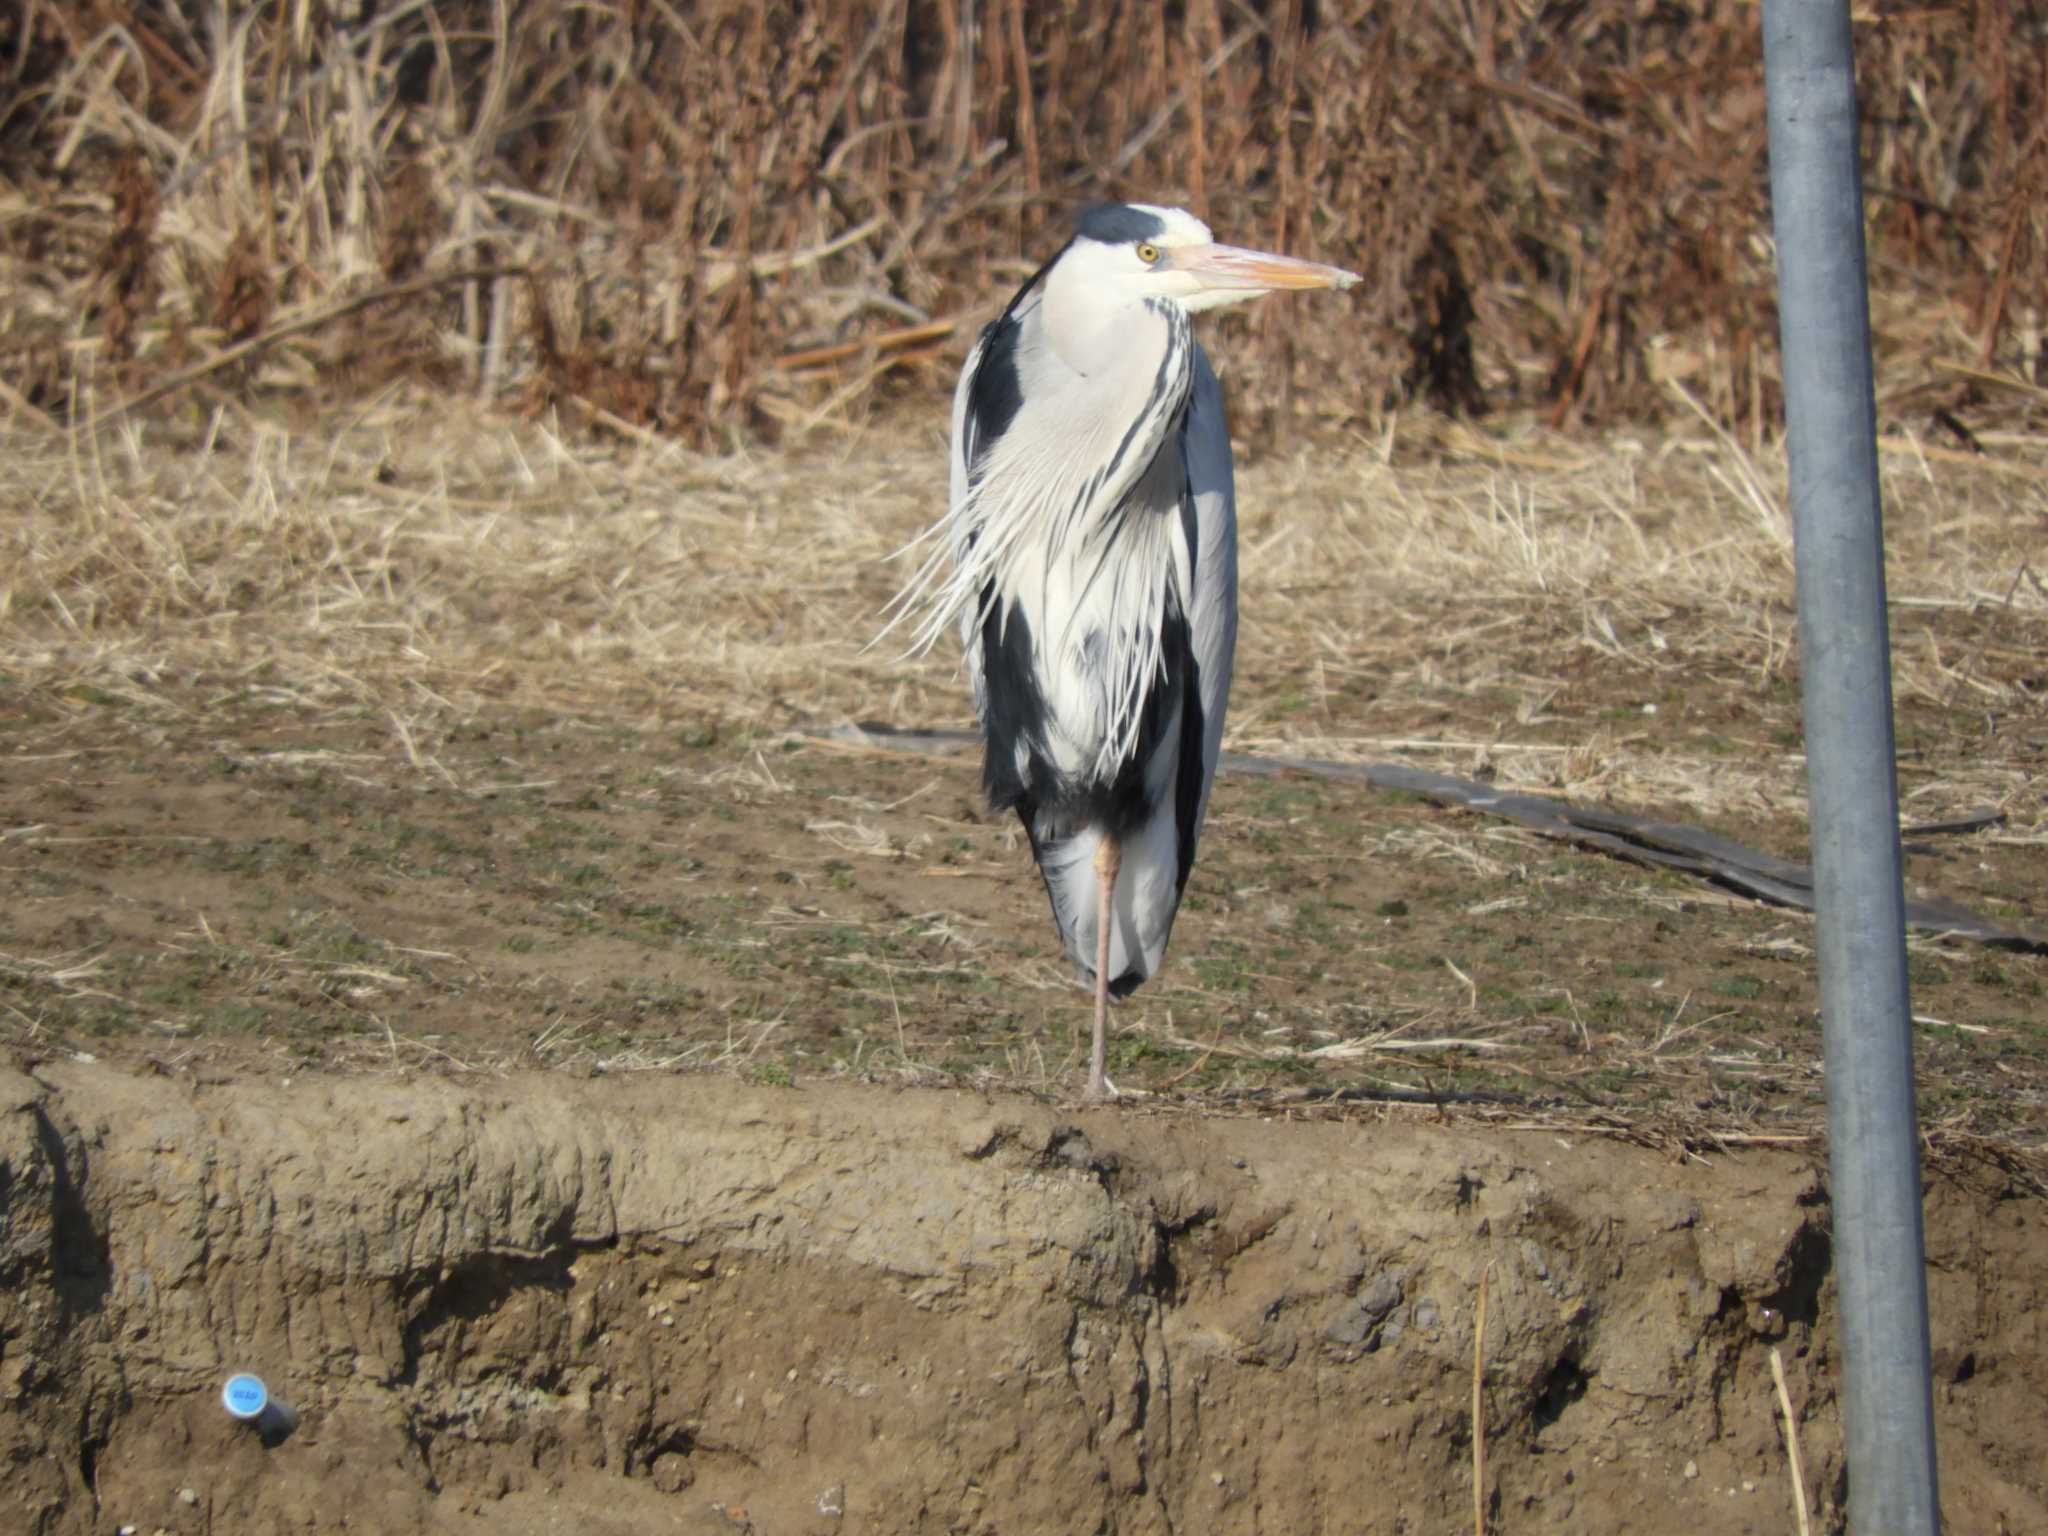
[{"xmin": 1086, "ymin": 836, "xmax": 1121, "ymax": 1101}]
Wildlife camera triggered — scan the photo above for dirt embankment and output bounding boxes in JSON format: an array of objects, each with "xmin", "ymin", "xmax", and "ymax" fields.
[{"xmin": 0, "ymin": 1063, "xmax": 2042, "ymax": 1535}]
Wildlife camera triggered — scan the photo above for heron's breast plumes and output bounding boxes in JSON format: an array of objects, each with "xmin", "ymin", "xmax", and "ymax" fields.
[
  {"xmin": 999, "ymin": 484, "xmax": 1184, "ymax": 786},
  {"xmin": 890, "ymin": 296, "xmax": 1196, "ymax": 789}
]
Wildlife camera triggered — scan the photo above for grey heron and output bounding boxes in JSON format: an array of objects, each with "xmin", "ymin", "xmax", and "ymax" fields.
[{"xmin": 892, "ymin": 203, "xmax": 1358, "ymax": 1100}]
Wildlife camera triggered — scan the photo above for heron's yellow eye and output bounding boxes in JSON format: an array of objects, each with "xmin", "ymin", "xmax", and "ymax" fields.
[{"xmin": 1135, "ymin": 242, "xmax": 1161, "ymax": 264}]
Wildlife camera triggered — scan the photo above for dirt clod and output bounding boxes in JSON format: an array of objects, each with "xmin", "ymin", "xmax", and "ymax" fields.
[{"xmin": 650, "ymin": 1453, "xmax": 694, "ymax": 1494}]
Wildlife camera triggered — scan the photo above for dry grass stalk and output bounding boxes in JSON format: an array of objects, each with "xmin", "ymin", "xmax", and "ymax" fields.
[
  {"xmin": 1472, "ymin": 1263, "xmax": 1491, "ymax": 1536},
  {"xmin": 1769, "ymin": 1347, "xmax": 1813, "ymax": 1536}
]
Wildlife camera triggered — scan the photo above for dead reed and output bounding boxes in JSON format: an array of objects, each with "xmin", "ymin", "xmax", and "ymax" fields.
[
  {"xmin": 1769, "ymin": 1346, "xmax": 1814, "ymax": 1536},
  {"xmin": 2, "ymin": 1, "xmax": 2043, "ymax": 445}
]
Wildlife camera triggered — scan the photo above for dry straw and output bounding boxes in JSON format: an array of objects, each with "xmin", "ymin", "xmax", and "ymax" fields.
[
  {"xmin": 1, "ymin": 1, "xmax": 2042, "ymax": 445},
  {"xmin": 1472, "ymin": 1263, "xmax": 1491, "ymax": 1536},
  {"xmin": 1770, "ymin": 1346, "xmax": 1813, "ymax": 1536},
  {"xmin": 3, "ymin": 395, "xmax": 2043, "ymax": 837}
]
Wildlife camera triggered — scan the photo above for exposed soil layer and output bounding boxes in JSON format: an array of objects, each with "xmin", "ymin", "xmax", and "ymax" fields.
[{"xmin": 2, "ymin": 1061, "xmax": 2044, "ymax": 1535}]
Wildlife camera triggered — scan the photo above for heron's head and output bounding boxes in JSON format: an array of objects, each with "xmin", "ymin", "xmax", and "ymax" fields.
[{"xmin": 1061, "ymin": 203, "xmax": 1360, "ymax": 315}]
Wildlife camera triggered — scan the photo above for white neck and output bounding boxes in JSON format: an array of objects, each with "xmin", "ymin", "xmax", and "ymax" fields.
[{"xmin": 1041, "ymin": 245, "xmax": 1171, "ymax": 376}]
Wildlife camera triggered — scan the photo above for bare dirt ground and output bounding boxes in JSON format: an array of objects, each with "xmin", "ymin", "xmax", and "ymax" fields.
[{"xmin": 4, "ymin": 403, "xmax": 2048, "ymax": 1532}]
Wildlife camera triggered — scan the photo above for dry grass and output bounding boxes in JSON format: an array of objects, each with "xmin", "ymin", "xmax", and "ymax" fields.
[
  {"xmin": 2, "ymin": 2, "xmax": 2044, "ymax": 446},
  {"xmin": 5, "ymin": 395, "xmax": 2046, "ymax": 840}
]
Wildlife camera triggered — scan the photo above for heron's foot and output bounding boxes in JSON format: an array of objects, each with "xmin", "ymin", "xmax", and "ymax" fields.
[{"xmin": 1081, "ymin": 1070, "xmax": 1120, "ymax": 1104}]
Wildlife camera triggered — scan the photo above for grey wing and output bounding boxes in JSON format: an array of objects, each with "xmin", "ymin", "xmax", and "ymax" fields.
[
  {"xmin": 1173, "ymin": 343, "xmax": 1239, "ymax": 886},
  {"xmin": 947, "ymin": 332, "xmax": 991, "ymax": 718},
  {"xmin": 946, "ymin": 314, "xmax": 1022, "ymax": 723},
  {"xmin": 946, "ymin": 329, "xmax": 985, "ymax": 525}
]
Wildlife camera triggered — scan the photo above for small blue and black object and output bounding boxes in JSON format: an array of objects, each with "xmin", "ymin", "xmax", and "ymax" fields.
[{"xmin": 221, "ymin": 1374, "xmax": 299, "ymax": 1443}]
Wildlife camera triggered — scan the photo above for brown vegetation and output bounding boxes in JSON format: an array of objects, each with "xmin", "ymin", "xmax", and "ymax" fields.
[{"xmin": 2, "ymin": 1, "xmax": 2044, "ymax": 444}]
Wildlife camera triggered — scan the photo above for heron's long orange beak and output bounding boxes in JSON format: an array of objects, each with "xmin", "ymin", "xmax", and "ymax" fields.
[{"xmin": 1177, "ymin": 243, "xmax": 1360, "ymax": 294}]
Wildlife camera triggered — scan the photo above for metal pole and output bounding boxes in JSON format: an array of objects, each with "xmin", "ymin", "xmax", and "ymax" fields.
[{"xmin": 1760, "ymin": 2, "xmax": 1940, "ymax": 1531}]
